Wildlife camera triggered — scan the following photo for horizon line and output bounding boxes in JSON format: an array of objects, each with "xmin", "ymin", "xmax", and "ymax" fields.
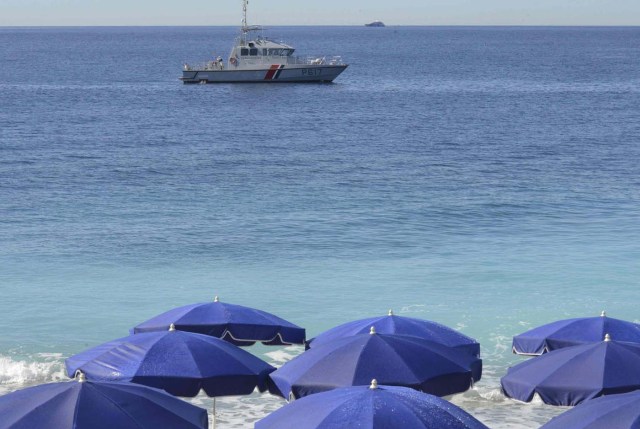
[{"xmin": 1, "ymin": 24, "xmax": 640, "ymax": 28}]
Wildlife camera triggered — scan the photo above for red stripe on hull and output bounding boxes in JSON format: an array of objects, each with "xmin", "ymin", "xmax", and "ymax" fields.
[{"xmin": 264, "ymin": 65, "xmax": 280, "ymax": 80}]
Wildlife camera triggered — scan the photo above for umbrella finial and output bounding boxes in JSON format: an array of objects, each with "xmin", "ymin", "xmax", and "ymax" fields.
[
  {"xmin": 388, "ymin": 309, "xmax": 393, "ymax": 316},
  {"xmin": 605, "ymin": 333, "xmax": 612, "ymax": 342},
  {"xmin": 370, "ymin": 379, "xmax": 378, "ymax": 390},
  {"xmin": 370, "ymin": 326, "xmax": 376, "ymax": 335},
  {"xmin": 76, "ymin": 371, "xmax": 86, "ymax": 383},
  {"xmin": 169, "ymin": 323, "xmax": 176, "ymax": 332},
  {"xmin": 214, "ymin": 296, "xmax": 219, "ymax": 303},
  {"xmin": 601, "ymin": 311, "xmax": 607, "ymax": 317}
]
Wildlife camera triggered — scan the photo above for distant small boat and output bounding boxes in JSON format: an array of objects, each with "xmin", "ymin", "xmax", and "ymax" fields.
[{"xmin": 365, "ymin": 21, "xmax": 385, "ymax": 27}]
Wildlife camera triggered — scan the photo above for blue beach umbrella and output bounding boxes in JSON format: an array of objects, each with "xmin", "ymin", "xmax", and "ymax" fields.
[
  {"xmin": 307, "ymin": 310, "xmax": 480, "ymax": 357},
  {"xmin": 540, "ymin": 390, "xmax": 640, "ymax": 429},
  {"xmin": 256, "ymin": 380, "xmax": 489, "ymax": 429},
  {"xmin": 0, "ymin": 374, "xmax": 208, "ymax": 429},
  {"xmin": 65, "ymin": 325, "xmax": 275, "ymax": 397},
  {"xmin": 501, "ymin": 334, "xmax": 640, "ymax": 406},
  {"xmin": 269, "ymin": 328, "xmax": 482, "ymax": 399},
  {"xmin": 132, "ymin": 296, "xmax": 305, "ymax": 346},
  {"xmin": 512, "ymin": 311, "xmax": 640, "ymax": 355}
]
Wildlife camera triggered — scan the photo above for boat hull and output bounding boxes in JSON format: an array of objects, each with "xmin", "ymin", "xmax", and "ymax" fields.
[{"xmin": 180, "ymin": 64, "xmax": 348, "ymax": 84}]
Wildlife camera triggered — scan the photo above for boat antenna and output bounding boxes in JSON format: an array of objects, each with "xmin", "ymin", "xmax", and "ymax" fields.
[
  {"xmin": 242, "ymin": 0, "xmax": 248, "ymax": 31},
  {"xmin": 240, "ymin": 0, "xmax": 261, "ymax": 37}
]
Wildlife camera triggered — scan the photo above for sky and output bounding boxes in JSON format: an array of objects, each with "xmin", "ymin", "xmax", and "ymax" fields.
[{"xmin": 1, "ymin": 0, "xmax": 639, "ymax": 26}]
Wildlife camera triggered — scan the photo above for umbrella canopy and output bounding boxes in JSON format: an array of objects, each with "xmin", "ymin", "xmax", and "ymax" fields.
[
  {"xmin": 0, "ymin": 375, "xmax": 208, "ymax": 429},
  {"xmin": 501, "ymin": 335, "xmax": 640, "ymax": 406},
  {"xmin": 65, "ymin": 325, "xmax": 275, "ymax": 397},
  {"xmin": 307, "ymin": 310, "xmax": 480, "ymax": 357},
  {"xmin": 512, "ymin": 312, "xmax": 640, "ymax": 355},
  {"xmin": 256, "ymin": 380, "xmax": 489, "ymax": 429},
  {"xmin": 540, "ymin": 390, "xmax": 640, "ymax": 429},
  {"xmin": 132, "ymin": 297, "xmax": 305, "ymax": 346},
  {"xmin": 269, "ymin": 328, "xmax": 482, "ymax": 399}
]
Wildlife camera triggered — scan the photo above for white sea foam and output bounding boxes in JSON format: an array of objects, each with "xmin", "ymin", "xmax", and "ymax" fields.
[
  {"xmin": 482, "ymin": 334, "xmax": 512, "ymax": 359},
  {"xmin": 0, "ymin": 352, "xmax": 565, "ymax": 428},
  {"xmin": 450, "ymin": 368, "xmax": 565, "ymax": 429},
  {"xmin": 0, "ymin": 354, "xmax": 67, "ymax": 395},
  {"xmin": 189, "ymin": 390, "xmax": 286, "ymax": 429},
  {"xmin": 263, "ymin": 346, "xmax": 301, "ymax": 368},
  {"xmin": 399, "ymin": 304, "xmax": 426, "ymax": 314}
]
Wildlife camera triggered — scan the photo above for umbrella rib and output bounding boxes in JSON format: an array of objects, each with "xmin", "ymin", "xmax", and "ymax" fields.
[
  {"xmin": 400, "ymin": 341, "xmax": 468, "ymax": 383},
  {"xmin": 531, "ymin": 346, "xmax": 602, "ymax": 403},
  {"xmin": 188, "ymin": 334, "xmax": 255, "ymax": 375},
  {"xmin": 364, "ymin": 339, "xmax": 424, "ymax": 384},
  {"xmin": 175, "ymin": 338, "xmax": 209, "ymax": 379},
  {"xmin": 90, "ymin": 384, "xmax": 205, "ymax": 429},
  {"xmin": 72, "ymin": 386, "xmax": 83, "ymax": 426},
  {"xmin": 88, "ymin": 385, "xmax": 150, "ymax": 429}
]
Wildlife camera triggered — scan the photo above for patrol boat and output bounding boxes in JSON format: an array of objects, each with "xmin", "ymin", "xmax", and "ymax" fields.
[{"xmin": 181, "ymin": 0, "xmax": 348, "ymax": 84}]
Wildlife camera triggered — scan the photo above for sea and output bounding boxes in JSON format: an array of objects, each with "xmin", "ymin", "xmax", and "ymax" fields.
[{"xmin": 1, "ymin": 26, "xmax": 640, "ymax": 428}]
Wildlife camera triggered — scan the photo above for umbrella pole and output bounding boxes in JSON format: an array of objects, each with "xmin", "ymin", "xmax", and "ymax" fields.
[{"xmin": 212, "ymin": 397, "xmax": 216, "ymax": 429}]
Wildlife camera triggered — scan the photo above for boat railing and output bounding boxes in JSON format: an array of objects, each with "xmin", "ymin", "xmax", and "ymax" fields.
[
  {"xmin": 183, "ymin": 61, "xmax": 225, "ymax": 71},
  {"xmin": 291, "ymin": 56, "xmax": 344, "ymax": 66}
]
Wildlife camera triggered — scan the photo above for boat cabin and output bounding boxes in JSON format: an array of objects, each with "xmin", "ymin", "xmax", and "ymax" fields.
[{"xmin": 228, "ymin": 37, "xmax": 297, "ymax": 68}]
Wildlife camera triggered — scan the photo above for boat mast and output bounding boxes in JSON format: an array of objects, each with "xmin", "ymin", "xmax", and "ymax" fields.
[
  {"xmin": 239, "ymin": 0, "xmax": 261, "ymax": 43},
  {"xmin": 242, "ymin": 0, "xmax": 249, "ymax": 33},
  {"xmin": 240, "ymin": 0, "xmax": 251, "ymax": 44}
]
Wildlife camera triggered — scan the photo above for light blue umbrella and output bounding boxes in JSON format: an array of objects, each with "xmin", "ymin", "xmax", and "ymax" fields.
[
  {"xmin": 502, "ymin": 334, "xmax": 640, "ymax": 406},
  {"xmin": 541, "ymin": 390, "xmax": 640, "ymax": 429},
  {"xmin": 307, "ymin": 310, "xmax": 480, "ymax": 356},
  {"xmin": 256, "ymin": 380, "xmax": 489, "ymax": 429},
  {"xmin": 132, "ymin": 296, "xmax": 305, "ymax": 346},
  {"xmin": 0, "ymin": 373, "xmax": 208, "ymax": 429}
]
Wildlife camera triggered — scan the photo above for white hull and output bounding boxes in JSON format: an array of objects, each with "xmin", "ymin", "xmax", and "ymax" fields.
[{"xmin": 181, "ymin": 64, "xmax": 347, "ymax": 84}]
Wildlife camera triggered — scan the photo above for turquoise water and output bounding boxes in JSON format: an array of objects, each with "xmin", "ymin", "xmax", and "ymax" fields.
[{"xmin": 1, "ymin": 26, "xmax": 640, "ymax": 427}]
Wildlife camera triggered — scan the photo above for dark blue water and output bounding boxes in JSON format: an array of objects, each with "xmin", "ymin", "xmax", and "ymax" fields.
[{"xmin": 1, "ymin": 26, "xmax": 640, "ymax": 427}]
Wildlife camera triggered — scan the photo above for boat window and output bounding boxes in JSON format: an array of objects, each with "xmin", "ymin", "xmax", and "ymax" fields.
[
  {"xmin": 249, "ymin": 48, "xmax": 258, "ymax": 56},
  {"xmin": 240, "ymin": 48, "xmax": 249, "ymax": 56},
  {"xmin": 281, "ymin": 49, "xmax": 291, "ymax": 56},
  {"xmin": 262, "ymin": 48, "xmax": 268, "ymax": 56},
  {"xmin": 268, "ymin": 48, "xmax": 282, "ymax": 56}
]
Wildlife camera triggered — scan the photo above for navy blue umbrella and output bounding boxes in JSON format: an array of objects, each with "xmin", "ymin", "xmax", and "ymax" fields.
[
  {"xmin": 257, "ymin": 380, "xmax": 489, "ymax": 429},
  {"xmin": 269, "ymin": 328, "xmax": 482, "ymax": 399},
  {"xmin": 132, "ymin": 297, "xmax": 305, "ymax": 346},
  {"xmin": 512, "ymin": 312, "xmax": 640, "ymax": 355},
  {"xmin": 501, "ymin": 334, "xmax": 640, "ymax": 406},
  {"xmin": 541, "ymin": 390, "xmax": 640, "ymax": 429},
  {"xmin": 0, "ymin": 374, "xmax": 208, "ymax": 429},
  {"xmin": 65, "ymin": 325, "xmax": 275, "ymax": 397},
  {"xmin": 307, "ymin": 310, "xmax": 480, "ymax": 356}
]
